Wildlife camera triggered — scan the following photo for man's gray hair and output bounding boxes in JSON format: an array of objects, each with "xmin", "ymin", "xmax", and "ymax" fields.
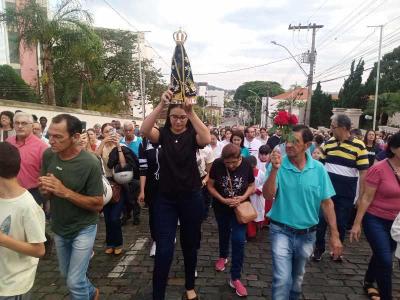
[
  {"xmin": 14, "ymin": 112, "xmax": 34, "ymax": 123},
  {"xmin": 123, "ymin": 121, "xmax": 134, "ymax": 129},
  {"xmin": 331, "ymin": 114, "xmax": 351, "ymax": 131}
]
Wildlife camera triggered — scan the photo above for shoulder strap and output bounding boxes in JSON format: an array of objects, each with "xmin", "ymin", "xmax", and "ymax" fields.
[{"xmin": 225, "ymin": 167, "xmax": 234, "ymax": 197}]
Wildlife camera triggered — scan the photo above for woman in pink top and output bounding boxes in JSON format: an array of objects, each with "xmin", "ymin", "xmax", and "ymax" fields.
[{"xmin": 350, "ymin": 132, "xmax": 400, "ymax": 300}]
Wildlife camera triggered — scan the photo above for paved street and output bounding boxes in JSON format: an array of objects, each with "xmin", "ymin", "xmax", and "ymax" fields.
[{"xmin": 32, "ymin": 210, "xmax": 400, "ymax": 300}]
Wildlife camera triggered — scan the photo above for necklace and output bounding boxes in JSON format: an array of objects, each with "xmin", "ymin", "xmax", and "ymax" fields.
[{"xmin": 388, "ymin": 159, "xmax": 400, "ymax": 175}]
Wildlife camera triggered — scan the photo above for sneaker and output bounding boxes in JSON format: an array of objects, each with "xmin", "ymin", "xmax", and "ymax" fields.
[
  {"xmin": 311, "ymin": 248, "xmax": 325, "ymax": 262},
  {"xmin": 215, "ymin": 258, "xmax": 228, "ymax": 272},
  {"xmin": 149, "ymin": 241, "xmax": 156, "ymax": 257},
  {"xmin": 229, "ymin": 279, "xmax": 248, "ymax": 297}
]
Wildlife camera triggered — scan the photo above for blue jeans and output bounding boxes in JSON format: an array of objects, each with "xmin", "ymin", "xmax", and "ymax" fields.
[
  {"xmin": 270, "ymin": 223, "xmax": 316, "ymax": 300},
  {"xmin": 315, "ymin": 194, "xmax": 353, "ymax": 251},
  {"xmin": 363, "ymin": 212, "xmax": 396, "ymax": 300},
  {"xmin": 214, "ymin": 208, "xmax": 246, "ymax": 280},
  {"xmin": 53, "ymin": 225, "xmax": 97, "ymax": 300},
  {"xmin": 152, "ymin": 190, "xmax": 204, "ymax": 300},
  {"xmin": 103, "ymin": 186, "xmax": 126, "ymax": 248}
]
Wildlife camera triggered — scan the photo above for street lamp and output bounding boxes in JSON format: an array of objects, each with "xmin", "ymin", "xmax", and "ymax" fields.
[
  {"xmin": 271, "ymin": 40, "xmax": 312, "ymax": 126},
  {"xmin": 270, "ymin": 41, "xmax": 308, "ymax": 77}
]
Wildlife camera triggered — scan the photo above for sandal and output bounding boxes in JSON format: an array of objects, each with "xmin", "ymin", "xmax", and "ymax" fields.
[
  {"xmin": 363, "ymin": 281, "xmax": 380, "ymax": 300},
  {"xmin": 181, "ymin": 291, "xmax": 199, "ymax": 300}
]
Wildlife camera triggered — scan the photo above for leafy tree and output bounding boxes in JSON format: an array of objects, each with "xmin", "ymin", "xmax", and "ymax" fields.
[
  {"xmin": 95, "ymin": 28, "xmax": 166, "ymax": 110},
  {"xmin": 310, "ymin": 82, "xmax": 333, "ymax": 128},
  {"xmin": 0, "ymin": 65, "xmax": 38, "ymax": 102},
  {"xmin": 0, "ymin": 0, "xmax": 93, "ymax": 105},
  {"xmin": 233, "ymin": 81, "xmax": 284, "ymax": 125},
  {"xmin": 54, "ymin": 26, "xmax": 103, "ymax": 108},
  {"xmin": 338, "ymin": 59, "xmax": 368, "ymax": 109},
  {"xmin": 364, "ymin": 92, "xmax": 400, "ymax": 126},
  {"xmin": 365, "ymin": 46, "xmax": 400, "ymax": 95}
]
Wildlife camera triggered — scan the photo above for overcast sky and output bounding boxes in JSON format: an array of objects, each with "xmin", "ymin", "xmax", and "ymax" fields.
[{"xmin": 52, "ymin": 0, "xmax": 399, "ymax": 92}]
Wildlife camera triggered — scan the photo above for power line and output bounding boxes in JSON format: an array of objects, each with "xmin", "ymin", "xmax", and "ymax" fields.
[
  {"xmin": 314, "ymin": 66, "xmax": 374, "ymax": 84},
  {"xmin": 101, "ymin": 0, "xmax": 170, "ymax": 69},
  {"xmin": 315, "ymin": 30, "xmax": 378, "ymax": 78},
  {"xmin": 318, "ymin": 0, "xmax": 383, "ymax": 50},
  {"xmin": 315, "ymin": 28, "xmax": 400, "ymax": 80},
  {"xmin": 306, "ymin": 0, "xmax": 330, "ymax": 24},
  {"xmin": 160, "ymin": 54, "xmax": 302, "ymax": 76}
]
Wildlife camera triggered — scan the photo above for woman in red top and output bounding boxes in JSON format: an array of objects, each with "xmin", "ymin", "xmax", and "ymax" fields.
[{"xmin": 350, "ymin": 132, "xmax": 400, "ymax": 300}]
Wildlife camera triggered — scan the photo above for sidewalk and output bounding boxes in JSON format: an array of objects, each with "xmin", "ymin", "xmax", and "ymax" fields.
[{"xmin": 32, "ymin": 211, "xmax": 400, "ymax": 299}]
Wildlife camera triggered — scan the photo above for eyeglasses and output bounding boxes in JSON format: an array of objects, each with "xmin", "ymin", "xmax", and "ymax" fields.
[
  {"xmin": 170, "ymin": 115, "xmax": 187, "ymax": 121},
  {"xmin": 14, "ymin": 121, "xmax": 32, "ymax": 127}
]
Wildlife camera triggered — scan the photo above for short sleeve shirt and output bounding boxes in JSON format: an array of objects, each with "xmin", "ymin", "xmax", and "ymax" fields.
[
  {"xmin": 7, "ymin": 134, "xmax": 48, "ymax": 189},
  {"xmin": 158, "ymin": 127, "xmax": 202, "ymax": 193},
  {"xmin": 320, "ymin": 137, "xmax": 369, "ymax": 198},
  {"xmin": 209, "ymin": 157, "xmax": 255, "ymax": 213},
  {"xmin": 41, "ymin": 149, "xmax": 103, "ymax": 239},
  {"xmin": 0, "ymin": 191, "xmax": 46, "ymax": 296},
  {"xmin": 366, "ymin": 159, "xmax": 400, "ymax": 220},
  {"xmin": 267, "ymin": 153, "xmax": 336, "ymax": 229}
]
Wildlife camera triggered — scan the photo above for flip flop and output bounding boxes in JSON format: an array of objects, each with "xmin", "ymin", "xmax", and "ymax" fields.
[{"xmin": 363, "ymin": 282, "xmax": 380, "ymax": 300}]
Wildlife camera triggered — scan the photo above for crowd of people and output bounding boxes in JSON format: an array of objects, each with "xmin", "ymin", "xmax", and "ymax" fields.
[{"xmin": 0, "ymin": 91, "xmax": 399, "ymax": 300}]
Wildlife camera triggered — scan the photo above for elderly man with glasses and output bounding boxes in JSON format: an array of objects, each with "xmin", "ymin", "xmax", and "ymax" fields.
[
  {"xmin": 312, "ymin": 114, "xmax": 369, "ymax": 262},
  {"xmin": 6, "ymin": 112, "xmax": 49, "ymax": 206},
  {"xmin": 120, "ymin": 121, "xmax": 142, "ymax": 225}
]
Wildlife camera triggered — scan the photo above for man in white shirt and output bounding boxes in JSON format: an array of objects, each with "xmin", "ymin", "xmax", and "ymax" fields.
[
  {"xmin": 33, "ymin": 121, "xmax": 49, "ymax": 144},
  {"xmin": 244, "ymin": 126, "xmax": 263, "ymax": 157},
  {"xmin": 257, "ymin": 127, "xmax": 269, "ymax": 145}
]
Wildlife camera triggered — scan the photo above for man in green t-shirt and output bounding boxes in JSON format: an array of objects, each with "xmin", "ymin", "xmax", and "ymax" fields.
[{"xmin": 39, "ymin": 114, "xmax": 103, "ymax": 300}]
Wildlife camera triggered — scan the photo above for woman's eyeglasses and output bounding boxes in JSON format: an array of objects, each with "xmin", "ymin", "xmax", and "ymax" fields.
[{"xmin": 170, "ymin": 115, "xmax": 187, "ymax": 121}]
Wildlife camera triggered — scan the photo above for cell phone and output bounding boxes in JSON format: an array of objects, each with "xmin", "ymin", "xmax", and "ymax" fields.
[{"xmin": 110, "ymin": 128, "xmax": 117, "ymax": 136}]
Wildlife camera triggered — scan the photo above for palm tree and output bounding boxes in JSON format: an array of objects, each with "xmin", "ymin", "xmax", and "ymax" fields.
[
  {"xmin": 0, "ymin": 0, "xmax": 93, "ymax": 105},
  {"xmin": 54, "ymin": 26, "xmax": 103, "ymax": 108}
]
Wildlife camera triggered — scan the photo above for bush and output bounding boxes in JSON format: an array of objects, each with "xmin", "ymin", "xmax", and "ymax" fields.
[{"xmin": 0, "ymin": 65, "xmax": 38, "ymax": 102}]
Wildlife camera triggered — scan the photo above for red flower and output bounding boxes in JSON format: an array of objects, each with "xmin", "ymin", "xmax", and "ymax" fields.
[
  {"xmin": 274, "ymin": 110, "xmax": 289, "ymax": 126},
  {"xmin": 289, "ymin": 114, "xmax": 298, "ymax": 125}
]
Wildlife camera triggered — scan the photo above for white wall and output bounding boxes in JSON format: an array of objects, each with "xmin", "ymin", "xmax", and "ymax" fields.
[
  {"xmin": 206, "ymin": 89, "xmax": 224, "ymax": 108},
  {"xmin": 0, "ymin": 99, "xmax": 141, "ymax": 129},
  {"xmin": 0, "ymin": 0, "xmax": 9, "ymax": 65}
]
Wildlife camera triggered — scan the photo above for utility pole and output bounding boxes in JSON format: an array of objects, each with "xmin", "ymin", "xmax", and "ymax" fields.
[
  {"xmin": 368, "ymin": 25, "xmax": 384, "ymax": 130},
  {"xmin": 266, "ymin": 90, "xmax": 270, "ymax": 128},
  {"xmin": 289, "ymin": 23, "xmax": 323, "ymax": 126},
  {"xmin": 133, "ymin": 31, "xmax": 150, "ymax": 120},
  {"xmin": 205, "ymin": 95, "xmax": 217, "ymax": 125},
  {"xmin": 237, "ymin": 99, "xmax": 241, "ymax": 126}
]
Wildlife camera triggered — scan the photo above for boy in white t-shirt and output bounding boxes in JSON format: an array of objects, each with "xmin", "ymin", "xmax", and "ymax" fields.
[{"xmin": 0, "ymin": 142, "xmax": 46, "ymax": 300}]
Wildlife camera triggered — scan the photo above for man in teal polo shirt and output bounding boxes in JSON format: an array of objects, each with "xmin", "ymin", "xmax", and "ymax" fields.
[{"xmin": 263, "ymin": 125, "xmax": 342, "ymax": 300}]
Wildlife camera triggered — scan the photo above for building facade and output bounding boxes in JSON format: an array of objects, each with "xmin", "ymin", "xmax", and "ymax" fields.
[{"xmin": 0, "ymin": 0, "xmax": 47, "ymax": 90}]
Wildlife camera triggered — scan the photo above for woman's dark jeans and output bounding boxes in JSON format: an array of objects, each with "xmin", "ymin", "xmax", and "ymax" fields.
[
  {"xmin": 152, "ymin": 190, "xmax": 204, "ymax": 300},
  {"xmin": 103, "ymin": 185, "xmax": 126, "ymax": 248},
  {"xmin": 214, "ymin": 208, "xmax": 246, "ymax": 280},
  {"xmin": 363, "ymin": 212, "xmax": 396, "ymax": 300},
  {"xmin": 145, "ymin": 183, "xmax": 158, "ymax": 241}
]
